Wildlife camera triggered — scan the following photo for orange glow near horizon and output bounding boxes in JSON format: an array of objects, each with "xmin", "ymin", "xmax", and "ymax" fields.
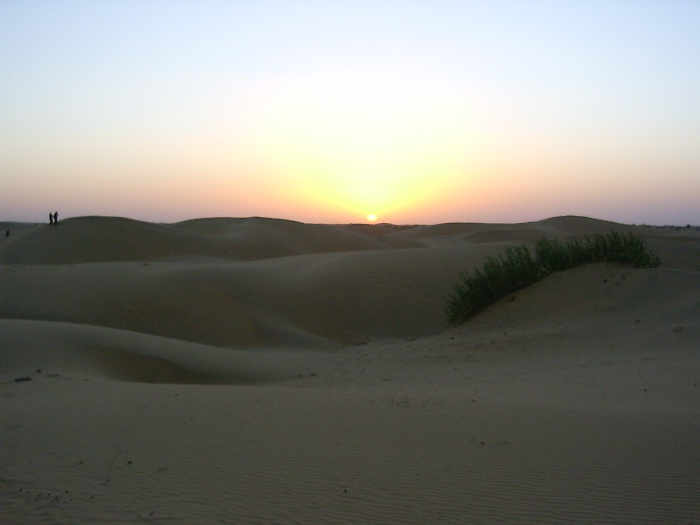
[
  {"xmin": 3, "ymin": 4, "xmax": 700, "ymax": 226},
  {"xmin": 228, "ymin": 70, "xmax": 483, "ymax": 222}
]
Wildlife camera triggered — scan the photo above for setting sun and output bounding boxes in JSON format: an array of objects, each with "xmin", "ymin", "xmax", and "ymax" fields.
[{"xmin": 367, "ymin": 214, "xmax": 377, "ymax": 222}]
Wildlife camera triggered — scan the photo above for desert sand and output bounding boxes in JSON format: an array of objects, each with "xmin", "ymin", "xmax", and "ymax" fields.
[{"xmin": 1, "ymin": 215, "xmax": 699, "ymax": 524}]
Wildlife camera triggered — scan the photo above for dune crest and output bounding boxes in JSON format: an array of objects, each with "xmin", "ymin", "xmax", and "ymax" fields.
[{"xmin": 0, "ymin": 215, "xmax": 420, "ymax": 265}]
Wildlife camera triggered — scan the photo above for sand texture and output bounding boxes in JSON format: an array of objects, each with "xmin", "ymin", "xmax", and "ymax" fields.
[{"xmin": 1, "ymin": 215, "xmax": 699, "ymax": 524}]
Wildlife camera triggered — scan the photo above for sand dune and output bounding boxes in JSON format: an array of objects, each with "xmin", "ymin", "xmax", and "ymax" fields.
[
  {"xmin": 0, "ymin": 216, "xmax": 419, "ymax": 265},
  {"xmin": 1, "ymin": 215, "xmax": 699, "ymax": 523},
  {"xmin": 0, "ymin": 319, "xmax": 304, "ymax": 384}
]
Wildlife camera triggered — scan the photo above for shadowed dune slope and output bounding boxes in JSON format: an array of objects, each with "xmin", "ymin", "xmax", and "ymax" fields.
[
  {"xmin": 0, "ymin": 319, "xmax": 302, "ymax": 384},
  {"xmin": 389, "ymin": 215, "xmax": 640, "ymax": 239},
  {"xmin": 2, "ymin": 263, "xmax": 697, "ymax": 386},
  {"xmin": 0, "ymin": 245, "xmax": 501, "ymax": 346},
  {"xmin": 384, "ymin": 215, "xmax": 628, "ymax": 242}
]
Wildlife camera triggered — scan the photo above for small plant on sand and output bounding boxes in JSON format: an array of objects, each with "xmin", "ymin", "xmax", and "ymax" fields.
[{"xmin": 445, "ymin": 231, "xmax": 660, "ymax": 326}]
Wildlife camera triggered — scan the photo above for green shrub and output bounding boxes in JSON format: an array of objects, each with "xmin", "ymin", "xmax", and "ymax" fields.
[{"xmin": 445, "ymin": 231, "xmax": 660, "ymax": 326}]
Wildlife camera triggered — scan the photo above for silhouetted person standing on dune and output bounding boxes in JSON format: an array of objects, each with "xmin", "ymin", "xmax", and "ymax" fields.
[
  {"xmin": 49, "ymin": 212, "xmax": 54, "ymax": 225},
  {"xmin": 53, "ymin": 212, "xmax": 58, "ymax": 224}
]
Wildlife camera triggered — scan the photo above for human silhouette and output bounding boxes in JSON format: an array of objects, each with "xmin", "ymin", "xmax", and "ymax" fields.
[
  {"xmin": 49, "ymin": 212, "xmax": 54, "ymax": 225},
  {"xmin": 53, "ymin": 212, "xmax": 58, "ymax": 224}
]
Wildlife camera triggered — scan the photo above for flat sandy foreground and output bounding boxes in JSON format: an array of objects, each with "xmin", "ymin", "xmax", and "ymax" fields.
[{"xmin": 1, "ymin": 215, "xmax": 699, "ymax": 524}]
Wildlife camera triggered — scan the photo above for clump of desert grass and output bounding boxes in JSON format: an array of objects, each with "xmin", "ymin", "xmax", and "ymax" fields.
[{"xmin": 445, "ymin": 231, "xmax": 661, "ymax": 326}]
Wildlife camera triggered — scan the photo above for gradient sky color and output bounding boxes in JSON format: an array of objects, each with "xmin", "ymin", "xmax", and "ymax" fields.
[{"xmin": 2, "ymin": 1, "xmax": 700, "ymax": 225}]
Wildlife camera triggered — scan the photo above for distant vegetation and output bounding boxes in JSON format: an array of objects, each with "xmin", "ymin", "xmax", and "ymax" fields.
[{"xmin": 445, "ymin": 231, "xmax": 661, "ymax": 326}]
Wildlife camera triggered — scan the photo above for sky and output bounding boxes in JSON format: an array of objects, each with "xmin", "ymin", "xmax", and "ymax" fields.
[{"xmin": 2, "ymin": 1, "xmax": 700, "ymax": 225}]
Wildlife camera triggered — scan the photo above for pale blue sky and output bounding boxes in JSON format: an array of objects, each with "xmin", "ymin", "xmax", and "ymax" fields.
[{"xmin": 2, "ymin": 1, "xmax": 699, "ymax": 224}]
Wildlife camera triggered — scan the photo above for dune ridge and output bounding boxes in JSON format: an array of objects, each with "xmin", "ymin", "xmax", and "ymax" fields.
[
  {"xmin": 0, "ymin": 215, "xmax": 421, "ymax": 265},
  {"xmin": 1, "ymin": 215, "xmax": 699, "ymax": 523}
]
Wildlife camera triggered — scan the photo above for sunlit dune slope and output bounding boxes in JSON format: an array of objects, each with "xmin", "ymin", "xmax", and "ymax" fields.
[{"xmin": 456, "ymin": 263, "xmax": 699, "ymax": 344}]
